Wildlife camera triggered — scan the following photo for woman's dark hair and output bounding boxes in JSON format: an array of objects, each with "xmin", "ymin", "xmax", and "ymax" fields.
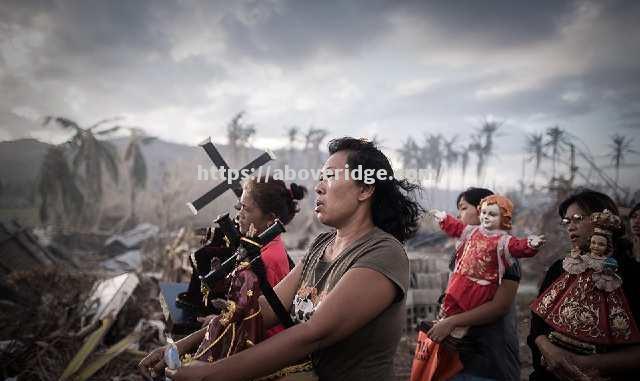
[
  {"xmin": 327, "ymin": 137, "xmax": 425, "ymax": 243},
  {"xmin": 244, "ymin": 177, "xmax": 307, "ymax": 225},
  {"xmin": 456, "ymin": 187, "xmax": 494, "ymax": 208},
  {"xmin": 558, "ymin": 188, "xmax": 620, "ymax": 220}
]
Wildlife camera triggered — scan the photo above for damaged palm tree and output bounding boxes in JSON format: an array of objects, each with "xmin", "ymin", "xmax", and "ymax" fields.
[
  {"xmin": 526, "ymin": 132, "xmax": 545, "ymax": 188},
  {"xmin": 40, "ymin": 116, "xmax": 122, "ymax": 232},
  {"xmin": 608, "ymin": 134, "xmax": 638, "ymax": 200},
  {"xmin": 123, "ymin": 127, "xmax": 156, "ymax": 228},
  {"xmin": 544, "ymin": 125, "xmax": 567, "ymax": 181},
  {"xmin": 37, "ymin": 146, "xmax": 85, "ymax": 230}
]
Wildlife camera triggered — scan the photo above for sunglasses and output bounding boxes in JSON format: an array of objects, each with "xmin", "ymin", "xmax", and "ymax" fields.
[{"xmin": 561, "ymin": 214, "xmax": 585, "ymax": 225}]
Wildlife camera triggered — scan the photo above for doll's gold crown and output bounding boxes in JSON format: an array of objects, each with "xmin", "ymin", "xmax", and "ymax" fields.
[{"xmin": 590, "ymin": 209, "xmax": 622, "ymax": 235}]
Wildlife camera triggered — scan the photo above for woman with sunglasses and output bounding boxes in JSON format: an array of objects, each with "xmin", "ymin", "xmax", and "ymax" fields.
[{"xmin": 527, "ymin": 189, "xmax": 640, "ymax": 380}]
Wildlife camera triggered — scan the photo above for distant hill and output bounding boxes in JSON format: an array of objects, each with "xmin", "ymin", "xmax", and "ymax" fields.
[
  {"xmin": 0, "ymin": 139, "xmax": 52, "ymax": 208},
  {"xmin": 0, "ymin": 137, "xmax": 461, "ymax": 232},
  {"xmin": 0, "ymin": 137, "xmax": 328, "ymax": 228}
]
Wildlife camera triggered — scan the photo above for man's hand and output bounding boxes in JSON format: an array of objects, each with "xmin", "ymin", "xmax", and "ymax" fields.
[
  {"xmin": 138, "ymin": 346, "xmax": 167, "ymax": 379},
  {"xmin": 165, "ymin": 360, "xmax": 211, "ymax": 381},
  {"xmin": 427, "ymin": 318, "xmax": 456, "ymax": 343}
]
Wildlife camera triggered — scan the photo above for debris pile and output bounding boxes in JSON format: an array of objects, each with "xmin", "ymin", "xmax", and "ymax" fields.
[
  {"xmin": 0, "ymin": 268, "xmax": 165, "ymax": 380},
  {"xmin": 0, "ymin": 220, "xmax": 210, "ymax": 380}
]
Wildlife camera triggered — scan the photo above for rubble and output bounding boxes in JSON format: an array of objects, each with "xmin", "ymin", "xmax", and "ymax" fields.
[
  {"xmin": 100, "ymin": 250, "xmax": 143, "ymax": 272},
  {"xmin": 0, "ymin": 219, "xmax": 208, "ymax": 380},
  {"xmin": 104, "ymin": 223, "xmax": 160, "ymax": 255},
  {"xmin": 405, "ymin": 252, "xmax": 450, "ymax": 334},
  {"xmin": 81, "ymin": 273, "xmax": 140, "ymax": 331},
  {"xmin": 0, "ymin": 268, "xmax": 163, "ymax": 381},
  {"xmin": 0, "ymin": 221, "xmax": 76, "ymax": 277}
]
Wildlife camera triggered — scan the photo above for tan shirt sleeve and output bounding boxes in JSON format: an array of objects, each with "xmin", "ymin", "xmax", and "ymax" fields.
[{"xmin": 352, "ymin": 237, "xmax": 409, "ymax": 303}]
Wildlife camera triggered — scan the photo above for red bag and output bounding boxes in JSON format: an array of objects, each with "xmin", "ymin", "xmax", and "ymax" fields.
[{"xmin": 410, "ymin": 331, "xmax": 463, "ymax": 381}]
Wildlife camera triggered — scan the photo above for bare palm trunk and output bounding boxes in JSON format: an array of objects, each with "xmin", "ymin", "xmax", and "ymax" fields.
[
  {"xmin": 92, "ymin": 202, "xmax": 104, "ymax": 233},
  {"xmin": 130, "ymin": 186, "xmax": 137, "ymax": 227}
]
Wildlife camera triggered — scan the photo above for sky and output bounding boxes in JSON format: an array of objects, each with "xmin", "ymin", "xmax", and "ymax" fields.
[{"xmin": 1, "ymin": 0, "xmax": 639, "ymax": 191}]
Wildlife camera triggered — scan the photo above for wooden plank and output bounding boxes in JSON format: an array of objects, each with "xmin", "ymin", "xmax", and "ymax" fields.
[
  {"xmin": 73, "ymin": 330, "xmax": 142, "ymax": 381},
  {"xmin": 59, "ymin": 317, "xmax": 114, "ymax": 381}
]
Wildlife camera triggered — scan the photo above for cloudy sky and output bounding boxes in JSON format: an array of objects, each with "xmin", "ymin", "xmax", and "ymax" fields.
[{"xmin": 1, "ymin": 0, "xmax": 639, "ymax": 191}]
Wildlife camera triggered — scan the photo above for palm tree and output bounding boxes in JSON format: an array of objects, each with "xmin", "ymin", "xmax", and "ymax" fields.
[
  {"xmin": 608, "ymin": 134, "xmax": 637, "ymax": 187},
  {"xmin": 526, "ymin": 132, "xmax": 545, "ymax": 185},
  {"xmin": 398, "ymin": 137, "xmax": 420, "ymax": 168},
  {"xmin": 480, "ymin": 120, "xmax": 501, "ymax": 158},
  {"xmin": 43, "ymin": 116, "xmax": 121, "ymax": 229},
  {"xmin": 460, "ymin": 148, "xmax": 470, "ymax": 187},
  {"xmin": 462, "ymin": 120, "xmax": 503, "ymax": 185},
  {"xmin": 286, "ymin": 126, "xmax": 299, "ymax": 149},
  {"xmin": 468, "ymin": 133, "xmax": 485, "ymax": 183},
  {"xmin": 237, "ymin": 123, "xmax": 256, "ymax": 148},
  {"xmin": 303, "ymin": 127, "xmax": 329, "ymax": 167},
  {"xmin": 422, "ymin": 134, "xmax": 443, "ymax": 184},
  {"xmin": 226, "ymin": 112, "xmax": 256, "ymax": 162},
  {"xmin": 226, "ymin": 112, "xmax": 243, "ymax": 151},
  {"xmin": 124, "ymin": 127, "xmax": 156, "ymax": 226},
  {"xmin": 44, "ymin": 117, "xmax": 121, "ymax": 194},
  {"xmin": 303, "ymin": 127, "xmax": 329, "ymax": 151},
  {"xmin": 38, "ymin": 146, "xmax": 85, "ymax": 227},
  {"xmin": 545, "ymin": 126, "xmax": 566, "ymax": 179},
  {"xmin": 443, "ymin": 136, "xmax": 459, "ymax": 190}
]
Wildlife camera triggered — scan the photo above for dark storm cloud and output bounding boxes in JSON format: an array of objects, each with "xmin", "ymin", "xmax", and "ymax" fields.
[
  {"xmin": 619, "ymin": 110, "xmax": 640, "ymax": 130},
  {"xmin": 0, "ymin": 0, "xmax": 223, "ymax": 111},
  {"xmin": 584, "ymin": 68, "xmax": 640, "ymax": 130},
  {"xmin": 395, "ymin": 0, "xmax": 576, "ymax": 48},
  {"xmin": 1, "ymin": 0, "xmax": 639, "ymax": 155},
  {"xmin": 217, "ymin": 0, "xmax": 394, "ymax": 64},
  {"xmin": 0, "ymin": 1, "xmax": 231, "ymax": 142}
]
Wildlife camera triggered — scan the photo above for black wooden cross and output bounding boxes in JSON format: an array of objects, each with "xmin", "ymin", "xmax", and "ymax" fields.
[{"xmin": 187, "ymin": 137, "xmax": 275, "ymax": 215}]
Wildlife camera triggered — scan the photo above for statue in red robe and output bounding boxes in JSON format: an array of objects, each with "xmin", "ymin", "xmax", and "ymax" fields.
[{"xmin": 530, "ymin": 209, "xmax": 640, "ymax": 353}]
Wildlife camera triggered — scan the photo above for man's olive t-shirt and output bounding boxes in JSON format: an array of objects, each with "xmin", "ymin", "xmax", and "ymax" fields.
[{"xmin": 290, "ymin": 228, "xmax": 409, "ymax": 380}]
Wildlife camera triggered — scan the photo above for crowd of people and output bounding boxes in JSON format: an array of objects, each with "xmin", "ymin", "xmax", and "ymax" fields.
[{"xmin": 139, "ymin": 136, "xmax": 640, "ymax": 381}]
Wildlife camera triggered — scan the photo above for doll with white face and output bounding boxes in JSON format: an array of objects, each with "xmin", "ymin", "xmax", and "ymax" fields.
[
  {"xmin": 588, "ymin": 222, "xmax": 622, "ymax": 291},
  {"xmin": 479, "ymin": 203, "xmax": 502, "ymax": 230},
  {"xmin": 429, "ymin": 194, "xmax": 545, "ymax": 338},
  {"xmin": 590, "ymin": 234, "xmax": 608, "ymax": 257},
  {"xmin": 587, "ymin": 233, "xmax": 609, "ymax": 271}
]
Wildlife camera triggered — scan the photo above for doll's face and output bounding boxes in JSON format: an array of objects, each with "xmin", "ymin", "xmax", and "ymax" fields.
[
  {"xmin": 479, "ymin": 203, "xmax": 501, "ymax": 230},
  {"xmin": 590, "ymin": 235, "xmax": 608, "ymax": 257}
]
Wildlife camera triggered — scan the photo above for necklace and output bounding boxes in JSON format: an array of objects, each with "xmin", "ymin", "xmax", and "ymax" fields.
[
  {"xmin": 311, "ymin": 227, "xmax": 376, "ymax": 288},
  {"xmin": 310, "ymin": 237, "xmax": 337, "ymax": 289}
]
